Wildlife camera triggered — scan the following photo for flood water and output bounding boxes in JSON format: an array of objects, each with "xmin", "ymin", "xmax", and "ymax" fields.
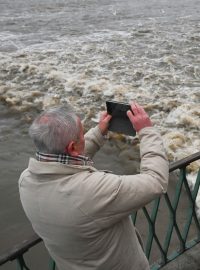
[{"xmin": 0, "ymin": 0, "xmax": 200, "ymax": 269}]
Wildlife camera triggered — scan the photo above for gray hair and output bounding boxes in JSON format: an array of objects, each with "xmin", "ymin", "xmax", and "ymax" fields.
[{"xmin": 29, "ymin": 105, "xmax": 80, "ymax": 154}]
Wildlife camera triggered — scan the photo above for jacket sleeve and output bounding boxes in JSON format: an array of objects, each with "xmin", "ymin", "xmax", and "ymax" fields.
[
  {"xmin": 81, "ymin": 127, "xmax": 169, "ymax": 228},
  {"xmin": 84, "ymin": 126, "xmax": 105, "ymax": 159}
]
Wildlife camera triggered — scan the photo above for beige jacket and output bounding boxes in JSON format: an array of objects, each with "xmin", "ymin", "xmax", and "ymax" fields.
[{"xmin": 19, "ymin": 126, "xmax": 169, "ymax": 270}]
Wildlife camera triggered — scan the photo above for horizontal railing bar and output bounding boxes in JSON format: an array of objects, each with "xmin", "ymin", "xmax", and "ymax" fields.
[
  {"xmin": 0, "ymin": 234, "xmax": 42, "ymax": 266},
  {"xmin": 169, "ymin": 151, "xmax": 200, "ymax": 172},
  {"xmin": 0, "ymin": 151, "xmax": 200, "ymax": 266}
]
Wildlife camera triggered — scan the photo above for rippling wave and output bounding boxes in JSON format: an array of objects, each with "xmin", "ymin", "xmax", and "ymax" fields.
[{"xmin": 0, "ymin": 0, "xmax": 199, "ymax": 174}]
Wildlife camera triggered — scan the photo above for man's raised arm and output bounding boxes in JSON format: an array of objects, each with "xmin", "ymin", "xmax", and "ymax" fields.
[{"xmin": 84, "ymin": 112, "xmax": 111, "ymax": 159}]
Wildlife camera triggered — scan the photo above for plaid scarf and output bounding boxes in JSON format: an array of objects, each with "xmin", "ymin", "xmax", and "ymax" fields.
[{"xmin": 36, "ymin": 152, "xmax": 94, "ymax": 166}]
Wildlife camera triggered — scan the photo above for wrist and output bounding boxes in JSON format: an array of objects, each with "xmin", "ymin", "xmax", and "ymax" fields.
[{"xmin": 136, "ymin": 123, "xmax": 153, "ymax": 132}]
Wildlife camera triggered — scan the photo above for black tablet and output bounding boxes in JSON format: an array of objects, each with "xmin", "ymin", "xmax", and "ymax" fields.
[{"xmin": 106, "ymin": 101, "xmax": 136, "ymax": 136}]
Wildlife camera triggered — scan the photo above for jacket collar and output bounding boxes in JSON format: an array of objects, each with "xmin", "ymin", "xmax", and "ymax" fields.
[{"xmin": 28, "ymin": 158, "xmax": 97, "ymax": 175}]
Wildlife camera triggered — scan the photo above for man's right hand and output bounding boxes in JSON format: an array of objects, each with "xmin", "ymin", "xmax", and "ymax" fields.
[
  {"xmin": 127, "ymin": 102, "xmax": 152, "ymax": 132},
  {"xmin": 98, "ymin": 111, "xmax": 112, "ymax": 136}
]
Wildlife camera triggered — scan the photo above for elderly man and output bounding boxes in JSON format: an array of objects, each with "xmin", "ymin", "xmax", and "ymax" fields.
[{"xmin": 19, "ymin": 102, "xmax": 169, "ymax": 270}]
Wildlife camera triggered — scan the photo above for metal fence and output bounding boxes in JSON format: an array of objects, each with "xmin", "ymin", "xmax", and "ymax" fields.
[
  {"xmin": 0, "ymin": 151, "xmax": 200, "ymax": 270},
  {"xmin": 132, "ymin": 151, "xmax": 200, "ymax": 269}
]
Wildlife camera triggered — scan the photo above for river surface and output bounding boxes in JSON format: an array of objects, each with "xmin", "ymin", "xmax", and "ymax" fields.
[{"xmin": 0, "ymin": 0, "xmax": 200, "ymax": 268}]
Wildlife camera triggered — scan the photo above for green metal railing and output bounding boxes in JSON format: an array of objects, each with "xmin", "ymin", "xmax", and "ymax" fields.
[
  {"xmin": 132, "ymin": 151, "xmax": 200, "ymax": 269},
  {"xmin": 0, "ymin": 151, "xmax": 200, "ymax": 270}
]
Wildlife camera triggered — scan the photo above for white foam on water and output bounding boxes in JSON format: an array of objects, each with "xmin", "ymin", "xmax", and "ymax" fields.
[
  {"xmin": 0, "ymin": 7, "xmax": 199, "ymax": 176},
  {"xmin": 165, "ymin": 104, "xmax": 200, "ymax": 128}
]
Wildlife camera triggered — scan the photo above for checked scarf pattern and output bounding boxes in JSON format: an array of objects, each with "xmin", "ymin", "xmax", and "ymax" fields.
[{"xmin": 36, "ymin": 152, "xmax": 94, "ymax": 166}]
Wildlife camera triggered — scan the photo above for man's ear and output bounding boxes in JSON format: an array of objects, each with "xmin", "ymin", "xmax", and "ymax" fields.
[{"xmin": 65, "ymin": 141, "xmax": 79, "ymax": 157}]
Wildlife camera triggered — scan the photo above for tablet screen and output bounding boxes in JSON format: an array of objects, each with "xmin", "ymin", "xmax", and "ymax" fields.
[{"xmin": 106, "ymin": 101, "xmax": 136, "ymax": 136}]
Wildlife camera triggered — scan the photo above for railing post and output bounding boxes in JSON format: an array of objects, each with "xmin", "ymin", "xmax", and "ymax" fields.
[
  {"xmin": 17, "ymin": 255, "xmax": 30, "ymax": 270},
  {"xmin": 49, "ymin": 257, "xmax": 56, "ymax": 270},
  {"xmin": 182, "ymin": 169, "xmax": 200, "ymax": 244}
]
